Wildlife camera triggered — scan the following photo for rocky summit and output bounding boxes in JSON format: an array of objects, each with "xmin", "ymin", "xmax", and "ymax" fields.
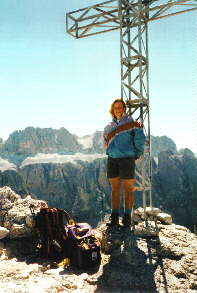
[{"xmin": 0, "ymin": 187, "xmax": 196, "ymax": 293}]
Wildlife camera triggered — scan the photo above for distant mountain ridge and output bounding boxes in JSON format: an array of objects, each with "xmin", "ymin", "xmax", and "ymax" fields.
[
  {"xmin": 0, "ymin": 127, "xmax": 105, "ymax": 165},
  {"xmin": 0, "ymin": 127, "xmax": 81, "ymax": 165},
  {"xmin": 0, "ymin": 127, "xmax": 196, "ymax": 232},
  {"xmin": 0, "ymin": 126, "xmax": 178, "ymax": 166}
]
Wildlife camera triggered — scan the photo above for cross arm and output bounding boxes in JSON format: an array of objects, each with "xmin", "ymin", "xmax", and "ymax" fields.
[{"xmin": 66, "ymin": 0, "xmax": 197, "ymax": 38}]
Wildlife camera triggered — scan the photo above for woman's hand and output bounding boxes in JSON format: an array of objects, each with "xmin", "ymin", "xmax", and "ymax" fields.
[
  {"xmin": 134, "ymin": 121, "xmax": 143, "ymax": 128},
  {"xmin": 135, "ymin": 155, "xmax": 143, "ymax": 161}
]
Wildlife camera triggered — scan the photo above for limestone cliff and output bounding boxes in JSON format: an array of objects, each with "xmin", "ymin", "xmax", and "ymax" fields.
[
  {"xmin": 152, "ymin": 149, "xmax": 197, "ymax": 232},
  {"xmin": 0, "ymin": 170, "xmax": 28, "ymax": 196},
  {"xmin": 20, "ymin": 158, "xmax": 110, "ymax": 226},
  {"xmin": 0, "ymin": 150, "xmax": 196, "ymax": 232}
]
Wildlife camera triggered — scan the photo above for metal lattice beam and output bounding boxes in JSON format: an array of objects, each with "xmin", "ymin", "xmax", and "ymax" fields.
[
  {"xmin": 66, "ymin": 0, "xmax": 196, "ymax": 219},
  {"xmin": 66, "ymin": 0, "xmax": 197, "ymax": 38},
  {"xmin": 118, "ymin": 0, "xmax": 152, "ymax": 212}
]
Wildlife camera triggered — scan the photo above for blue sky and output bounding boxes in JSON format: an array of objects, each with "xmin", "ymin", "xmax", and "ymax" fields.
[{"xmin": 0, "ymin": 0, "xmax": 196, "ymax": 153}]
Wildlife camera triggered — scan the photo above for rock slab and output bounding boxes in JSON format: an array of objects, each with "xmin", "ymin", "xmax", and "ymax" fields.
[{"xmin": 0, "ymin": 186, "xmax": 47, "ymax": 238}]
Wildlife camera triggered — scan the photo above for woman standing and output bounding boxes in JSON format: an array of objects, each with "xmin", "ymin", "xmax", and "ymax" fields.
[{"xmin": 103, "ymin": 99, "xmax": 146, "ymax": 227}]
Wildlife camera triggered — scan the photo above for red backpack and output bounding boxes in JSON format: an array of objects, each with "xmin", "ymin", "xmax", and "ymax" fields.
[{"xmin": 32, "ymin": 207, "xmax": 101, "ymax": 268}]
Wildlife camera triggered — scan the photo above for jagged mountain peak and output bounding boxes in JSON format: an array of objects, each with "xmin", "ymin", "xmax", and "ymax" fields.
[
  {"xmin": 151, "ymin": 135, "xmax": 177, "ymax": 157},
  {"xmin": 6, "ymin": 126, "xmax": 77, "ymax": 144},
  {"xmin": 0, "ymin": 127, "xmax": 105, "ymax": 165},
  {"xmin": 0, "ymin": 127, "xmax": 82, "ymax": 165}
]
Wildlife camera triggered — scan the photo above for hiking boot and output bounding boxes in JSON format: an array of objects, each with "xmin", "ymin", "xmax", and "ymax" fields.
[
  {"xmin": 106, "ymin": 213, "xmax": 119, "ymax": 227},
  {"xmin": 122, "ymin": 214, "xmax": 131, "ymax": 227}
]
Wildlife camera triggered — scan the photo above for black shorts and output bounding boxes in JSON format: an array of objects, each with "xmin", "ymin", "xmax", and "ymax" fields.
[{"xmin": 107, "ymin": 157, "xmax": 135, "ymax": 179}]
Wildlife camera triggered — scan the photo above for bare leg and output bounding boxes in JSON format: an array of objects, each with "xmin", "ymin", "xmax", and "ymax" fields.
[
  {"xmin": 109, "ymin": 177, "xmax": 121, "ymax": 210},
  {"xmin": 122, "ymin": 179, "xmax": 136, "ymax": 210}
]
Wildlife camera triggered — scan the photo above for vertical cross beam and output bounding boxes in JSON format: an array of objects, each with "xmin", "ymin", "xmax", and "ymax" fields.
[
  {"xmin": 66, "ymin": 0, "xmax": 196, "ymax": 225},
  {"xmin": 119, "ymin": 0, "xmax": 152, "ymax": 216}
]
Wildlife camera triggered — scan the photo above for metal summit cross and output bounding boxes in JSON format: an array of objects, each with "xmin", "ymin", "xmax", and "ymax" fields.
[{"xmin": 66, "ymin": 0, "xmax": 196, "ymax": 219}]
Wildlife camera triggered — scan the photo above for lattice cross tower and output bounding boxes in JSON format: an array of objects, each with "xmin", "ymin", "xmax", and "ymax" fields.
[{"xmin": 66, "ymin": 0, "xmax": 196, "ymax": 213}]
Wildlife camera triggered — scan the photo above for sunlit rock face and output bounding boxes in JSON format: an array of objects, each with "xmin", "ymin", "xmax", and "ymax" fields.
[
  {"xmin": 0, "ymin": 186, "xmax": 47, "ymax": 239},
  {"xmin": 0, "ymin": 187, "xmax": 196, "ymax": 293},
  {"xmin": 96, "ymin": 222, "xmax": 197, "ymax": 292},
  {"xmin": 0, "ymin": 201, "xmax": 196, "ymax": 293}
]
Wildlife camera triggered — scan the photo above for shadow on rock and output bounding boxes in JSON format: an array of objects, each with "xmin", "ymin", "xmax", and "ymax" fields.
[
  {"xmin": 1, "ymin": 237, "xmax": 48, "ymax": 265},
  {"xmin": 1, "ymin": 237, "xmax": 100, "ymax": 276},
  {"xmin": 96, "ymin": 226, "xmax": 158, "ymax": 293}
]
